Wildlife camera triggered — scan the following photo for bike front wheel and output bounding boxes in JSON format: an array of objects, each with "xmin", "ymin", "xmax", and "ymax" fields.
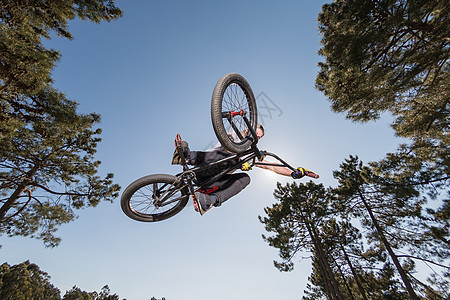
[
  {"xmin": 211, "ymin": 73, "xmax": 258, "ymax": 153},
  {"xmin": 121, "ymin": 174, "xmax": 189, "ymax": 222}
]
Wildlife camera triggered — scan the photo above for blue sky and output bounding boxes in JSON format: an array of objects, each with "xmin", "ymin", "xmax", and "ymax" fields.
[{"xmin": 1, "ymin": 1, "xmax": 405, "ymax": 299}]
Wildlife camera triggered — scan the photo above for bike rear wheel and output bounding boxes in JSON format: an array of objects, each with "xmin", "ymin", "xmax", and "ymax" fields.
[
  {"xmin": 211, "ymin": 73, "xmax": 258, "ymax": 153},
  {"xmin": 121, "ymin": 174, "xmax": 189, "ymax": 222}
]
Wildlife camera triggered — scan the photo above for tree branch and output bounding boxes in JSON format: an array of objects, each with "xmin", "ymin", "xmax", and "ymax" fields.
[
  {"xmin": 31, "ymin": 182, "xmax": 90, "ymax": 197},
  {"xmin": 396, "ymin": 254, "xmax": 450, "ymax": 269}
]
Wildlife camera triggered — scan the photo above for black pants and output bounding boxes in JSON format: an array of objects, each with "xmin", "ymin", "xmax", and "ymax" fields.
[{"xmin": 190, "ymin": 150, "xmax": 250, "ymax": 206}]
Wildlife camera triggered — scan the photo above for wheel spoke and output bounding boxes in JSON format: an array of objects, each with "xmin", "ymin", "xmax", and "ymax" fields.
[
  {"xmin": 222, "ymin": 82, "xmax": 250, "ymax": 143},
  {"xmin": 212, "ymin": 73, "xmax": 257, "ymax": 153},
  {"xmin": 128, "ymin": 182, "xmax": 183, "ymax": 216}
]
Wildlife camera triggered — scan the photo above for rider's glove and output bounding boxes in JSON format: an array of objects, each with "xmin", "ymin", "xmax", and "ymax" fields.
[
  {"xmin": 241, "ymin": 162, "xmax": 252, "ymax": 171},
  {"xmin": 258, "ymin": 150, "xmax": 266, "ymax": 161},
  {"xmin": 291, "ymin": 167, "xmax": 306, "ymax": 179}
]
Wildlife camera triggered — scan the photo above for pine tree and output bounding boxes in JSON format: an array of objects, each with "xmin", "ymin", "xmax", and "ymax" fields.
[
  {"xmin": 314, "ymin": 1, "xmax": 449, "ymax": 297},
  {"xmin": 260, "ymin": 181, "xmax": 345, "ymax": 299},
  {"xmin": 320, "ymin": 219, "xmax": 368, "ymax": 300},
  {"xmin": 316, "ymin": 0, "xmax": 449, "ymax": 199},
  {"xmin": 332, "ymin": 155, "xmax": 450, "ymax": 298},
  {"xmin": 259, "ymin": 170, "xmax": 439, "ymax": 298},
  {"xmin": 0, "ymin": 261, "xmax": 61, "ymax": 299},
  {"xmin": 316, "ymin": 0, "xmax": 448, "ymax": 142},
  {"xmin": 1, "ymin": 0, "xmax": 122, "ymax": 105},
  {"xmin": 0, "ymin": 1, "xmax": 122, "ymax": 246}
]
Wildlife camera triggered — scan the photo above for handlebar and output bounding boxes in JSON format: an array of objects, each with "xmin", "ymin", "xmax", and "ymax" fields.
[
  {"xmin": 251, "ymin": 150, "xmax": 319, "ymax": 179},
  {"xmin": 303, "ymin": 168, "xmax": 319, "ymax": 179}
]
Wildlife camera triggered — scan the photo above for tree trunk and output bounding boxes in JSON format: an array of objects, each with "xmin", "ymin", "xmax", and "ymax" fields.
[
  {"xmin": 312, "ymin": 225, "xmax": 345, "ymax": 300},
  {"xmin": 0, "ymin": 165, "xmax": 39, "ymax": 221},
  {"xmin": 358, "ymin": 190, "xmax": 419, "ymax": 300},
  {"xmin": 305, "ymin": 219, "xmax": 345, "ymax": 300},
  {"xmin": 339, "ymin": 242, "xmax": 368, "ymax": 300},
  {"xmin": 330, "ymin": 253, "xmax": 355, "ymax": 300},
  {"xmin": 315, "ymin": 252, "xmax": 335, "ymax": 299}
]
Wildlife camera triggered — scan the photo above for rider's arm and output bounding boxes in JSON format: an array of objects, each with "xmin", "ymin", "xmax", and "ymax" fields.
[{"xmin": 254, "ymin": 159, "xmax": 292, "ymax": 176}]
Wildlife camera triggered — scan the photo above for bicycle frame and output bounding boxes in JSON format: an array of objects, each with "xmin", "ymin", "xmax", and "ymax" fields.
[
  {"xmin": 153, "ymin": 113, "xmax": 316, "ymax": 209},
  {"xmin": 121, "ymin": 74, "xmax": 321, "ymax": 222},
  {"xmin": 153, "ymin": 144, "xmax": 298, "ymax": 209}
]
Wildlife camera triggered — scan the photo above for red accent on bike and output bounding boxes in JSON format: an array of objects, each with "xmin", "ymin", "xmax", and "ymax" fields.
[
  {"xmin": 230, "ymin": 110, "xmax": 243, "ymax": 117},
  {"xmin": 205, "ymin": 185, "xmax": 219, "ymax": 194},
  {"xmin": 195, "ymin": 185, "xmax": 220, "ymax": 195}
]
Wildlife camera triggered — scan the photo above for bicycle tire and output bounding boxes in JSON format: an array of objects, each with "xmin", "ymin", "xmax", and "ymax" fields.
[
  {"xmin": 121, "ymin": 174, "xmax": 189, "ymax": 222},
  {"xmin": 211, "ymin": 73, "xmax": 258, "ymax": 153}
]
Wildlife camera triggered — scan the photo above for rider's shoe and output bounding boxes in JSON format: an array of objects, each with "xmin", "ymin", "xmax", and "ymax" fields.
[
  {"xmin": 194, "ymin": 192, "xmax": 215, "ymax": 215},
  {"xmin": 172, "ymin": 134, "xmax": 191, "ymax": 165}
]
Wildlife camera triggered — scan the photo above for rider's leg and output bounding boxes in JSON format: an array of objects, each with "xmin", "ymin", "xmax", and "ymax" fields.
[
  {"xmin": 193, "ymin": 172, "xmax": 250, "ymax": 214},
  {"xmin": 172, "ymin": 134, "xmax": 234, "ymax": 166},
  {"xmin": 191, "ymin": 150, "xmax": 240, "ymax": 181},
  {"xmin": 173, "ymin": 148, "xmax": 230, "ymax": 166},
  {"xmin": 189, "ymin": 150, "xmax": 233, "ymax": 165},
  {"xmin": 210, "ymin": 173, "xmax": 251, "ymax": 207}
]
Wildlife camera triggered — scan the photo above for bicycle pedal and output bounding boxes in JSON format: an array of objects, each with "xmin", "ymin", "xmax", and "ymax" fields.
[
  {"xmin": 174, "ymin": 133, "xmax": 183, "ymax": 148},
  {"xmin": 191, "ymin": 195, "xmax": 200, "ymax": 212}
]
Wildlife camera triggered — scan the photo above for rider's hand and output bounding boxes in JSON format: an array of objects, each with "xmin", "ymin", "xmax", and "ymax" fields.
[
  {"xmin": 258, "ymin": 150, "xmax": 266, "ymax": 161},
  {"xmin": 241, "ymin": 162, "xmax": 252, "ymax": 171},
  {"xmin": 291, "ymin": 167, "xmax": 305, "ymax": 179}
]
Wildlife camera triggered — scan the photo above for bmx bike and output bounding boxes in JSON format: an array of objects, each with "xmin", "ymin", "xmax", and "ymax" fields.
[{"xmin": 121, "ymin": 73, "xmax": 319, "ymax": 222}]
